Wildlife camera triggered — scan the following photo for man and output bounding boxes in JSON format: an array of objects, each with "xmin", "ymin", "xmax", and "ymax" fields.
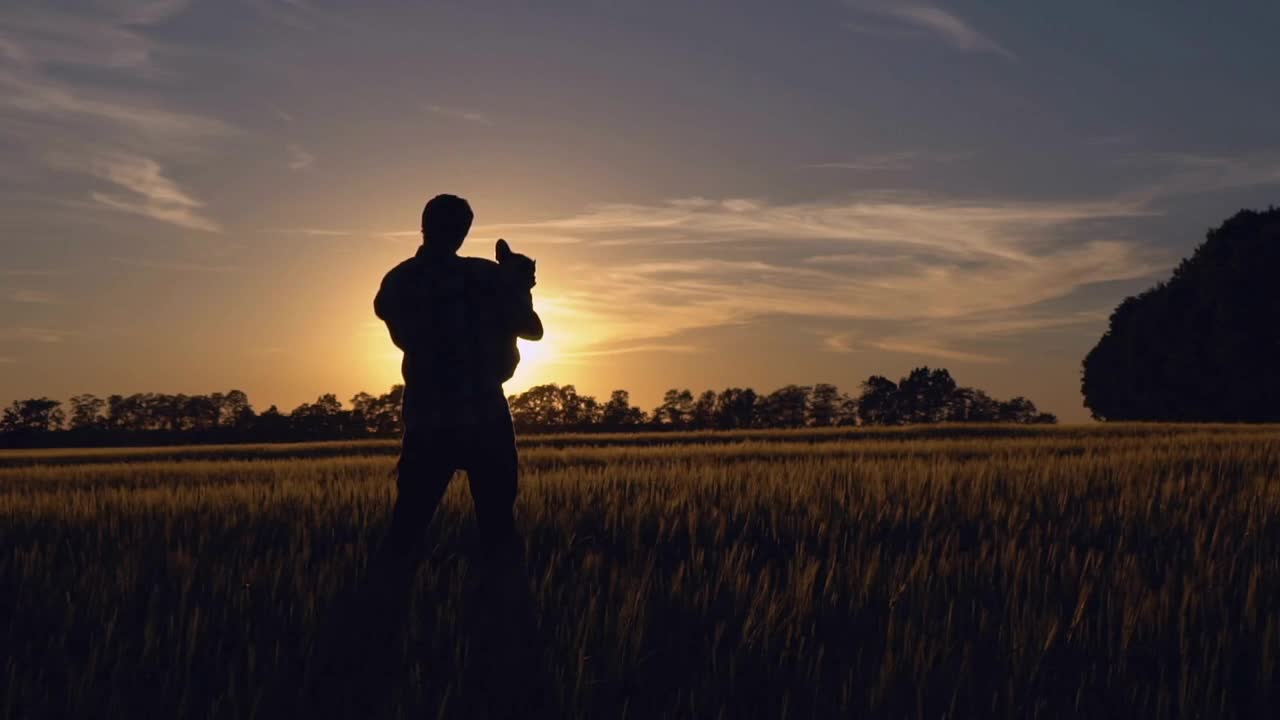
[{"xmin": 374, "ymin": 194, "xmax": 542, "ymax": 563}]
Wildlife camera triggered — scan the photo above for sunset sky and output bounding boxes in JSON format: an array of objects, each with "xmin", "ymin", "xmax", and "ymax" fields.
[{"xmin": 3, "ymin": 1, "xmax": 1280, "ymax": 421}]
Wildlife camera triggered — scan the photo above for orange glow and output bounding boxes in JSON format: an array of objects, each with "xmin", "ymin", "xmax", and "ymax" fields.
[{"xmin": 505, "ymin": 337, "xmax": 559, "ymax": 394}]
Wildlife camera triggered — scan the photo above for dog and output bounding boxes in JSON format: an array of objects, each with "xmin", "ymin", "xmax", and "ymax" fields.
[{"xmin": 494, "ymin": 238, "xmax": 543, "ymax": 381}]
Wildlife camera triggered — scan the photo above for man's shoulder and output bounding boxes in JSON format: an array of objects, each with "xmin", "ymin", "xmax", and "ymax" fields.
[
  {"xmin": 459, "ymin": 255, "xmax": 500, "ymax": 274},
  {"xmin": 459, "ymin": 256, "xmax": 503, "ymax": 290},
  {"xmin": 382, "ymin": 256, "xmax": 422, "ymax": 284}
]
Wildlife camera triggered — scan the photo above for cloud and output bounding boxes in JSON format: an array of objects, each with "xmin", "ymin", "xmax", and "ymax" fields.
[
  {"xmin": 0, "ymin": 4, "xmax": 229, "ymax": 232},
  {"xmin": 824, "ymin": 332, "xmax": 857, "ymax": 353},
  {"xmin": 109, "ymin": 257, "xmax": 245, "ymax": 273},
  {"xmin": 559, "ymin": 343, "xmax": 698, "ymax": 359},
  {"xmin": 495, "ymin": 191, "xmax": 1169, "ymax": 362},
  {"xmin": 867, "ymin": 338, "xmax": 1005, "ymax": 364},
  {"xmin": 805, "ymin": 150, "xmax": 970, "ymax": 171},
  {"xmin": 426, "ymin": 104, "xmax": 494, "ymax": 126},
  {"xmin": 270, "ymin": 227, "xmax": 352, "ymax": 237},
  {"xmin": 7, "ymin": 290, "xmax": 61, "ymax": 305},
  {"xmin": 846, "ymin": 1, "xmax": 1015, "ymax": 60},
  {"xmin": 287, "ymin": 143, "xmax": 315, "ymax": 171},
  {"xmin": 108, "ymin": 0, "xmax": 193, "ymax": 26},
  {"xmin": 487, "ymin": 193, "xmax": 1152, "ymax": 262},
  {"xmin": 1121, "ymin": 151, "xmax": 1280, "ymax": 202},
  {"xmin": 0, "ymin": 70, "xmax": 230, "ymax": 140},
  {"xmin": 244, "ymin": 0, "xmax": 322, "ymax": 31},
  {"xmin": 77, "ymin": 153, "xmax": 220, "ymax": 231},
  {"xmin": 0, "ymin": 327, "xmax": 71, "ymax": 344},
  {"xmin": 0, "ymin": 269, "xmax": 61, "ymax": 277}
]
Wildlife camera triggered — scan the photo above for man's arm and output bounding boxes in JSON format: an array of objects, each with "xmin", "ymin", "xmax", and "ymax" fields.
[
  {"xmin": 374, "ymin": 261, "xmax": 414, "ymax": 350},
  {"xmin": 512, "ymin": 291, "xmax": 544, "ymax": 341}
]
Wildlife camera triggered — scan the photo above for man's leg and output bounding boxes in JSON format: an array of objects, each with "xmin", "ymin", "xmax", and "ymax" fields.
[
  {"xmin": 382, "ymin": 428, "xmax": 458, "ymax": 562},
  {"xmin": 462, "ymin": 419, "xmax": 522, "ymax": 561}
]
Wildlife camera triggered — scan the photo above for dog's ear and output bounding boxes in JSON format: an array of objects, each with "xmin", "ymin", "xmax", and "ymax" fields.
[{"xmin": 496, "ymin": 238, "xmax": 512, "ymax": 261}]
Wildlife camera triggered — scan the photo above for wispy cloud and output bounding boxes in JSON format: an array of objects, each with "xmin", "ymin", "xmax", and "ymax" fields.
[
  {"xmin": 244, "ymin": 0, "xmax": 323, "ymax": 31},
  {"xmin": 1121, "ymin": 151, "xmax": 1280, "ymax": 201},
  {"xmin": 426, "ymin": 103, "xmax": 494, "ymax": 126},
  {"xmin": 503, "ymin": 192, "xmax": 1167, "ymax": 362},
  {"xmin": 0, "ymin": 69, "xmax": 230, "ymax": 141},
  {"xmin": 0, "ymin": 269, "xmax": 61, "ymax": 278},
  {"xmin": 805, "ymin": 150, "xmax": 970, "ymax": 171},
  {"xmin": 0, "ymin": 4, "xmax": 228, "ymax": 232},
  {"xmin": 7, "ymin": 290, "xmax": 61, "ymax": 305},
  {"xmin": 867, "ymin": 338, "xmax": 1005, "ymax": 364},
  {"xmin": 824, "ymin": 332, "xmax": 857, "ymax": 353},
  {"xmin": 0, "ymin": 327, "xmax": 72, "ymax": 344},
  {"xmin": 271, "ymin": 227, "xmax": 351, "ymax": 237},
  {"xmin": 109, "ymin": 257, "xmax": 245, "ymax": 273},
  {"xmin": 77, "ymin": 153, "xmax": 220, "ymax": 232},
  {"xmin": 559, "ymin": 343, "xmax": 698, "ymax": 359},
  {"xmin": 287, "ymin": 143, "xmax": 315, "ymax": 171},
  {"xmin": 102, "ymin": 0, "xmax": 193, "ymax": 26},
  {"xmin": 846, "ymin": 1, "xmax": 1014, "ymax": 60}
]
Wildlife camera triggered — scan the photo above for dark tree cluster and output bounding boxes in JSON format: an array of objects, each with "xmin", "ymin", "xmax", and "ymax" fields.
[
  {"xmin": 505, "ymin": 368, "xmax": 1053, "ymax": 433},
  {"xmin": 0, "ymin": 387, "xmax": 406, "ymax": 448},
  {"xmin": 1083, "ymin": 207, "xmax": 1280, "ymax": 421},
  {"xmin": 1, "ymin": 367, "xmax": 1053, "ymax": 448}
]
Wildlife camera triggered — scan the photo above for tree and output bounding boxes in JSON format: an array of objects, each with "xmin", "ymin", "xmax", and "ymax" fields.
[
  {"xmin": 509, "ymin": 384, "xmax": 565, "ymax": 429},
  {"xmin": 255, "ymin": 404, "xmax": 289, "ymax": 437},
  {"xmin": 558, "ymin": 385, "xmax": 599, "ymax": 427},
  {"xmin": 836, "ymin": 392, "xmax": 860, "ymax": 426},
  {"xmin": 1083, "ymin": 207, "xmax": 1280, "ymax": 421},
  {"xmin": 218, "ymin": 390, "xmax": 254, "ymax": 429},
  {"xmin": 601, "ymin": 390, "xmax": 646, "ymax": 427},
  {"xmin": 1, "ymin": 398, "xmax": 65, "ymax": 433},
  {"xmin": 857, "ymin": 376, "xmax": 900, "ymax": 425},
  {"xmin": 68, "ymin": 394, "xmax": 106, "ymax": 431},
  {"xmin": 997, "ymin": 397, "xmax": 1056, "ymax": 424},
  {"xmin": 896, "ymin": 367, "xmax": 957, "ymax": 423},
  {"xmin": 946, "ymin": 387, "xmax": 999, "ymax": 422},
  {"xmin": 760, "ymin": 385, "xmax": 810, "ymax": 428},
  {"xmin": 290, "ymin": 394, "xmax": 350, "ymax": 437},
  {"xmin": 654, "ymin": 389, "xmax": 695, "ymax": 429},
  {"xmin": 713, "ymin": 388, "xmax": 757, "ymax": 429},
  {"xmin": 182, "ymin": 394, "xmax": 218, "ymax": 431},
  {"xmin": 350, "ymin": 392, "xmax": 377, "ymax": 430},
  {"xmin": 690, "ymin": 390, "xmax": 717, "ymax": 430},
  {"xmin": 350, "ymin": 387, "xmax": 403, "ymax": 436},
  {"xmin": 808, "ymin": 383, "xmax": 841, "ymax": 427}
]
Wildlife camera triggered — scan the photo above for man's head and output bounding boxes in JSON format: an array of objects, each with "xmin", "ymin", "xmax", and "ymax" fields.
[{"xmin": 420, "ymin": 194, "xmax": 474, "ymax": 255}]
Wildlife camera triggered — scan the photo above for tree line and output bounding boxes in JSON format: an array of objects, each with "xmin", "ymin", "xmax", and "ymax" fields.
[{"xmin": 0, "ymin": 366, "xmax": 1054, "ymax": 448}]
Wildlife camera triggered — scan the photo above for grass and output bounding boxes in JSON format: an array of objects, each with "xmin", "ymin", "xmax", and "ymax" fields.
[{"xmin": 2, "ymin": 424, "xmax": 1279, "ymax": 718}]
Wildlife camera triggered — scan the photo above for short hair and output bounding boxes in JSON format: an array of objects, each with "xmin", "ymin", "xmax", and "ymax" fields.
[{"xmin": 420, "ymin": 194, "xmax": 473, "ymax": 253}]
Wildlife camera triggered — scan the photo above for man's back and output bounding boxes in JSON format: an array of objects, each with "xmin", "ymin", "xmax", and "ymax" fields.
[{"xmin": 375, "ymin": 249, "xmax": 510, "ymax": 428}]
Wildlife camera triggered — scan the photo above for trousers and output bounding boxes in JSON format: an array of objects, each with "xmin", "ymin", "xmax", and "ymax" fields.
[{"xmin": 384, "ymin": 417, "xmax": 520, "ymax": 554}]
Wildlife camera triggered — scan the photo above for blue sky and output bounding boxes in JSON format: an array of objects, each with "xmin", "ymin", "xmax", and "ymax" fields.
[{"xmin": 3, "ymin": 0, "xmax": 1279, "ymax": 421}]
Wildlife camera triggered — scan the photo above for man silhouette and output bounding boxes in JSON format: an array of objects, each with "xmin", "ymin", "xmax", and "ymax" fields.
[{"xmin": 374, "ymin": 194, "xmax": 542, "ymax": 564}]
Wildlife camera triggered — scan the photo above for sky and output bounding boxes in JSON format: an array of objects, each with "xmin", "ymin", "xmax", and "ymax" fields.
[{"xmin": 3, "ymin": 0, "xmax": 1280, "ymax": 422}]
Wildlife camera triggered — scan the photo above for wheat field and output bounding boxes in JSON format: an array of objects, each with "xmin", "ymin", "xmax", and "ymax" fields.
[{"xmin": 2, "ymin": 424, "xmax": 1279, "ymax": 719}]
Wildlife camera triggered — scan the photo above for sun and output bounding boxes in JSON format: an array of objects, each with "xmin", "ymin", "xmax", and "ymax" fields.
[{"xmin": 506, "ymin": 336, "xmax": 560, "ymax": 393}]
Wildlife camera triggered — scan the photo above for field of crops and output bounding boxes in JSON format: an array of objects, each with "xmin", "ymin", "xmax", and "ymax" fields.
[{"xmin": 3, "ymin": 424, "xmax": 1279, "ymax": 719}]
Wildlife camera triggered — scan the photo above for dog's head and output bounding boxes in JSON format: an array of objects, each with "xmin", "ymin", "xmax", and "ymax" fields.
[{"xmin": 496, "ymin": 238, "xmax": 536, "ymax": 288}]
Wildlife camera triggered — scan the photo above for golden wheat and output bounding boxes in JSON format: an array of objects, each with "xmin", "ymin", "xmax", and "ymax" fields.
[{"xmin": 2, "ymin": 424, "xmax": 1278, "ymax": 718}]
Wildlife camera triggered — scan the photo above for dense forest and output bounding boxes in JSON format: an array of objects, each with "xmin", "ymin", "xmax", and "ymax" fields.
[{"xmin": 0, "ymin": 366, "xmax": 1055, "ymax": 448}]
